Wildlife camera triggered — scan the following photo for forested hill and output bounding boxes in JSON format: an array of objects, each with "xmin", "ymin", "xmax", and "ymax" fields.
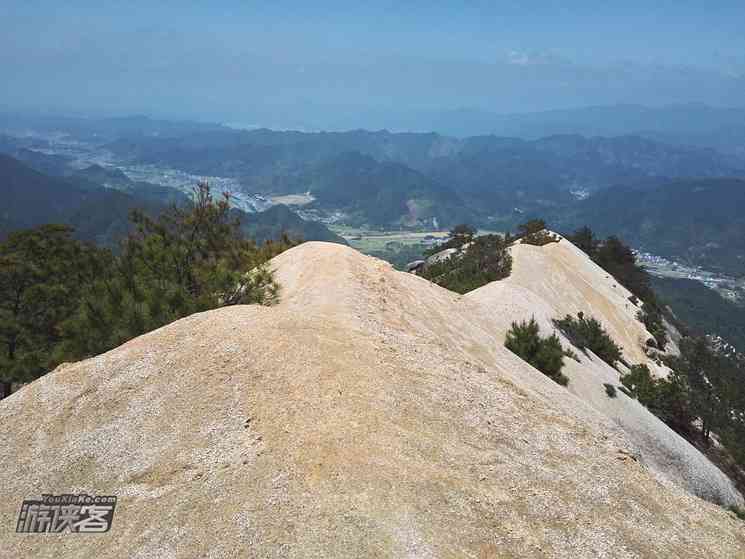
[
  {"xmin": 236, "ymin": 204, "xmax": 347, "ymax": 245},
  {"xmin": 0, "ymin": 153, "xmax": 152, "ymax": 245},
  {"xmin": 0, "ymin": 154, "xmax": 344, "ymax": 247},
  {"xmin": 567, "ymin": 178, "xmax": 745, "ymax": 276},
  {"xmin": 305, "ymin": 151, "xmax": 473, "ymax": 227}
]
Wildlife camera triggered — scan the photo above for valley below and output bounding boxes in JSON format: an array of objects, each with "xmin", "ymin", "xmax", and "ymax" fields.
[
  {"xmin": 22, "ymin": 132, "xmax": 274, "ymax": 213},
  {"xmin": 636, "ymin": 251, "xmax": 745, "ymax": 304}
]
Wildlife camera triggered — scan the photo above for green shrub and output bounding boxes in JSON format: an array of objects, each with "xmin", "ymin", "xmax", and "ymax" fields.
[
  {"xmin": 517, "ymin": 219, "xmax": 560, "ymax": 246},
  {"xmin": 604, "ymin": 383, "xmax": 618, "ymax": 398},
  {"xmin": 0, "ymin": 225, "xmax": 109, "ymax": 392},
  {"xmin": 553, "ymin": 312, "xmax": 623, "ymax": 368},
  {"xmin": 618, "ymin": 385, "xmax": 633, "ymax": 398},
  {"xmin": 505, "ymin": 318, "xmax": 569, "ymax": 386},
  {"xmin": 568, "ymin": 228, "xmax": 673, "ymax": 355},
  {"xmin": 620, "ymin": 364, "xmax": 657, "ymax": 402},
  {"xmin": 563, "ymin": 347, "xmax": 580, "ymax": 362},
  {"xmin": 637, "ymin": 302, "xmax": 668, "ymax": 351},
  {"xmin": 518, "ymin": 219, "xmax": 547, "ymax": 237},
  {"xmin": 522, "ymin": 230, "xmax": 560, "ymax": 246},
  {"xmin": 620, "ymin": 363, "xmax": 694, "ymax": 434},
  {"xmin": 420, "ymin": 234, "xmax": 512, "ymax": 294},
  {"xmin": 58, "ymin": 182, "xmax": 291, "ymax": 361}
]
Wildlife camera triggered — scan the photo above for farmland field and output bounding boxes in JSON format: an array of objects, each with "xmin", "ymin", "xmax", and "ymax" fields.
[{"xmin": 330, "ymin": 226, "xmax": 502, "ymax": 269}]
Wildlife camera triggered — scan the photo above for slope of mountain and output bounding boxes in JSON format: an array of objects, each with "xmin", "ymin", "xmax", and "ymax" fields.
[
  {"xmin": 73, "ymin": 163, "xmax": 133, "ymax": 187},
  {"xmin": 653, "ymin": 276, "xmax": 745, "ymax": 352},
  {"xmin": 0, "ymin": 155, "xmax": 346, "ymax": 247},
  {"xmin": 1, "ymin": 241, "xmax": 743, "ymax": 558},
  {"xmin": 11, "ymin": 148, "xmax": 74, "ymax": 177},
  {"xmin": 237, "ymin": 204, "xmax": 347, "ymax": 245},
  {"xmin": 305, "ymin": 151, "xmax": 472, "ymax": 226},
  {"xmin": 467, "ymin": 239, "xmax": 744, "ymax": 505},
  {"xmin": 71, "ymin": 164, "xmax": 191, "ymax": 206},
  {"xmin": 566, "ymin": 178, "xmax": 745, "ymax": 276},
  {"xmin": 0, "ymin": 153, "xmax": 148, "ymax": 244}
]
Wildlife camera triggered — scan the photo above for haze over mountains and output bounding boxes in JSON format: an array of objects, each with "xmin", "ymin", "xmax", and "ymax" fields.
[
  {"xmin": 3, "ymin": 106, "xmax": 745, "ymax": 274},
  {"xmin": 403, "ymin": 104, "xmax": 745, "ymax": 150}
]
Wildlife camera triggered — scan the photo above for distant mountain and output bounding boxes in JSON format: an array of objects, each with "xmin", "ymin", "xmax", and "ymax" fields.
[
  {"xmin": 0, "ymin": 155, "xmax": 345, "ymax": 248},
  {"xmin": 653, "ymin": 276, "xmax": 745, "ymax": 353},
  {"xmin": 565, "ymin": 178, "xmax": 745, "ymax": 276},
  {"xmin": 0, "ymin": 154, "xmax": 163, "ymax": 245},
  {"xmin": 10, "ymin": 148, "xmax": 73, "ymax": 177},
  {"xmin": 74, "ymin": 163, "xmax": 132, "ymax": 187},
  {"xmin": 0, "ymin": 113, "xmax": 229, "ymax": 143},
  {"xmin": 70, "ymin": 164, "xmax": 190, "ymax": 206},
  {"xmin": 236, "ymin": 204, "xmax": 346, "ymax": 245},
  {"xmin": 104, "ymin": 128, "xmax": 459, "ymax": 194},
  {"xmin": 416, "ymin": 104, "xmax": 745, "ymax": 154},
  {"xmin": 0, "ymin": 135, "xmax": 74, "ymax": 176},
  {"xmin": 104, "ymin": 127, "xmax": 744, "ymax": 227},
  {"xmin": 425, "ymin": 134, "xmax": 743, "ymax": 228},
  {"xmin": 0, "ymin": 133, "xmax": 50, "ymax": 153},
  {"xmin": 305, "ymin": 151, "xmax": 473, "ymax": 227}
]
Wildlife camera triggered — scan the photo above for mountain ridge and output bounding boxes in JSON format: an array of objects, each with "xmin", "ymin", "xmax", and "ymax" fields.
[{"xmin": 1, "ymin": 239, "xmax": 743, "ymax": 557}]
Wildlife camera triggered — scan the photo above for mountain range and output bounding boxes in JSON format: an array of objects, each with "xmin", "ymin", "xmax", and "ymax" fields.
[
  {"xmin": 3, "ymin": 112, "xmax": 745, "ymax": 275},
  {"xmin": 103, "ymin": 127, "xmax": 745, "ymax": 229},
  {"xmin": 561, "ymin": 178, "xmax": 745, "ymax": 276},
  {"xmin": 0, "ymin": 154, "xmax": 345, "ymax": 247}
]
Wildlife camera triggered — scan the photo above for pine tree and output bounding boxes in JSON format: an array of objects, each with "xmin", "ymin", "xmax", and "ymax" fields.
[
  {"xmin": 505, "ymin": 318, "xmax": 568, "ymax": 385},
  {"xmin": 58, "ymin": 182, "xmax": 292, "ymax": 361},
  {"xmin": 0, "ymin": 225, "xmax": 106, "ymax": 398}
]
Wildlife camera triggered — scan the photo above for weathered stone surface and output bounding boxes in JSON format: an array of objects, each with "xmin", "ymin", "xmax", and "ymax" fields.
[{"xmin": 1, "ymin": 241, "xmax": 743, "ymax": 558}]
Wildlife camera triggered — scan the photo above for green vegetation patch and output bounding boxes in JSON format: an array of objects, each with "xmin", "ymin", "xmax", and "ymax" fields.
[
  {"xmin": 419, "ymin": 233, "xmax": 512, "ymax": 294},
  {"xmin": 604, "ymin": 383, "xmax": 618, "ymax": 398},
  {"xmin": 518, "ymin": 219, "xmax": 561, "ymax": 246},
  {"xmin": 553, "ymin": 312, "xmax": 623, "ymax": 368},
  {"xmin": 0, "ymin": 182, "xmax": 294, "ymax": 399},
  {"xmin": 505, "ymin": 318, "xmax": 569, "ymax": 386}
]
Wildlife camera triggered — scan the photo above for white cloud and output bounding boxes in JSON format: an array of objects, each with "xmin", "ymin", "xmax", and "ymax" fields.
[{"xmin": 504, "ymin": 50, "xmax": 566, "ymax": 67}]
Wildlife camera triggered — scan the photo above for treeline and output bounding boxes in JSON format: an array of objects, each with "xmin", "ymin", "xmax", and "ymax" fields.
[
  {"xmin": 565, "ymin": 225, "xmax": 745, "ymax": 461},
  {"xmin": 621, "ymin": 338, "xmax": 745, "ymax": 476},
  {"xmin": 0, "ymin": 183, "xmax": 294, "ymax": 399},
  {"xmin": 417, "ymin": 219, "xmax": 560, "ymax": 294},
  {"xmin": 419, "ymin": 225, "xmax": 513, "ymax": 294},
  {"xmin": 651, "ymin": 276, "xmax": 745, "ymax": 354}
]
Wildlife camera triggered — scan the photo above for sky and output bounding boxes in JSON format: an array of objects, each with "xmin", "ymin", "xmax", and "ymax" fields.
[{"xmin": 2, "ymin": 1, "xmax": 744, "ymax": 129}]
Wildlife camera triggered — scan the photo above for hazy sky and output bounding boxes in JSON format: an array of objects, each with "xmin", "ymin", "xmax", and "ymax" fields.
[{"xmin": 2, "ymin": 1, "xmax": 744, "ymax": 128}]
